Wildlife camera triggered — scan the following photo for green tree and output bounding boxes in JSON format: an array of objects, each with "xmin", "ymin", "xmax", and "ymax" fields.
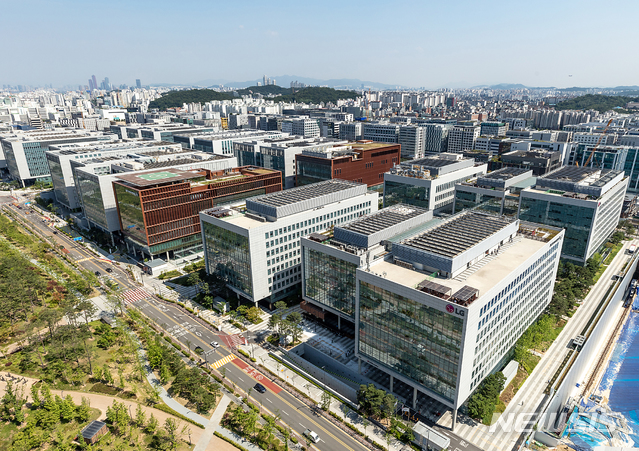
[
  {"xmin": 134, "ymin": 403, "xmax": 146, "ymax": 428},
  {"xmin": 59, "ymin": 395, "xmax": 76, "ymax": 422},
  {"xmin": 76, "ymin": 397, "xmax": 91, "ymax": 423},
  {"xmin": 320, "ymin": 391, "xmax": 332, "ymax": 411},
  {"xmin": 163, "ymin": 418, "xmax": 180, "ymax": 451},
  {"xmin": 145, "ymin": 413, "xmax": 159, "ymax": 434}
]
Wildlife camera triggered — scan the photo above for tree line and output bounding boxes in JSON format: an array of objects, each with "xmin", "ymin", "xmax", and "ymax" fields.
[{"xmin": 555, "ymin": 94, "xmax": 639, "ymax": 113}]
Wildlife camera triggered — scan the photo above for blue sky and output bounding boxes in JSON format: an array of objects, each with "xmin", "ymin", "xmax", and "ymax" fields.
[{"xmin": 2, "ymin": 0, "xmax": 638, "ymax": 88}]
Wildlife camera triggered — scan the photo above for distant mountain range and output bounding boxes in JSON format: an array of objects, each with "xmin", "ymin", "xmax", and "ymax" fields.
[
  {"xmin": 149, "ymin": 77, "xmax": 639, "ymax": 92},
  {"xmin": 154, "ymin": 75, "xmax": 405, "ymax": 90}
]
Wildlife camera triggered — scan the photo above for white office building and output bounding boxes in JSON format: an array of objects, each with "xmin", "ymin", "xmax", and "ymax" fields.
[
  {"xmin": 518, "ymin": 166, "xmax": 628, "ymax": 264},
  {"xmin": 45, "ymin": 141, "xmax": 183, "ymax": 209},
  {"xmin": 447, "ymin": 125, "xmax": 480, "ymax": 153},
  {"xmin": 384, "ymin": 153, "xmax": 487, "ymax": 212},
  {"xmin": 398, "ymin": 125, "xmax": 426, "ymax": 159},
  {"xmin": 363, "ymin": 123, "xmax": 400, "ymax": 143},
  {"xmin": 74, "ymin": 150, "xmax": 236, "ymax": 233},
  {"xmin": 200, "ymin": 180, "xmax": 378, "ymax": 305},
  {"xmin": 301, "ymin": 208, "xmax": 564, "ymax": 428},
  {"xmin": 1, "ymin": 129, "xmax": 117, "ymax": 186},
  {"xmin": 339, "ymin": 123, "xmax": 363, "ymax": 141},
  {"xmin": 281, "ymin": 118, "xmax": 320, "ymax": 138},
  {"xmin": 176, "ymin": 130, "xmax": 286, "ymax": 156}
]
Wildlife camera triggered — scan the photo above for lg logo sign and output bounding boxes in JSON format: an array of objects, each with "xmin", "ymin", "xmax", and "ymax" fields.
[{"xmin": 446, "ymin": 304, "xmax": 465, "ymax": 317}]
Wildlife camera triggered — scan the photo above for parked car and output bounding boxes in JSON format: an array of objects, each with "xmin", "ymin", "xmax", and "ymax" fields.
[{"xmin": 94, "ymin": 271, "xmax": 101, "ymax": 277}]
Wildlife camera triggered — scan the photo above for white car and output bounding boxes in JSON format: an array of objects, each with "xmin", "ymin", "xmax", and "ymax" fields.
[
  {"xmin": 303, "ymin": 429, "xmax": 320, "ymax": 443},
  {"xmin": 210, "ymin": 341, "xmax": 219, "ymax": 348}
]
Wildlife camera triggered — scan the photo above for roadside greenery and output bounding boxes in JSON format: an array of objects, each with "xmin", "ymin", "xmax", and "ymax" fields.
[
  {"xmin": 356, "ymin": 384, "xmax": 396, "ymax": 421},
  {"xmin": 467, "ymin": 372, "xmax": 505, "ymax": 425}
]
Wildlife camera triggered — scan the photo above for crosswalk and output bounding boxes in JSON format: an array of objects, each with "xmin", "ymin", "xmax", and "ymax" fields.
[
  {"xmin": 210, "ymin": 354, "xmax": 236, "ymax": 369},
  {"xmin": 122, "ymin": 288, "xmax": 152, "ymax": 305}
]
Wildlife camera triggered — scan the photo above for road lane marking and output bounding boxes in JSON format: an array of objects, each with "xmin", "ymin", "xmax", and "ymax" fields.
[
  {"xmin": 266, "ymin": 398, "xmax": 272, "ymax": 403},
  {"xmin": 238, "ymin": 377, "xmax": 245, "ymax": 382},
  {"xmin": 135, "ymin": 299, "xmax": 366, "ymax": 451},
  {"xmin": 299, "ymin": 423, "xmax": 305, "ymax": 428},
  {"xmin": 282, "ymin": 410, "xmax": 289, "ymax": 416}
]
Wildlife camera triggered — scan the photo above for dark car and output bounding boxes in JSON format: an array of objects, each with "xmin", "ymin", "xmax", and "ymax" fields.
[
  {"xmin": 254, "ymin": 383, "xmax": 267, "ymax": 394},
  {"xmin": 94, "ymin": 271, "xmax": 101, "ymax": 277},
  {"xmin": 106, "ymin": 267, "xmax": 113, "ymax": 273},
  {"xmin": 52, "ymin": 231, "xmax": 58, "ymax": 234}
]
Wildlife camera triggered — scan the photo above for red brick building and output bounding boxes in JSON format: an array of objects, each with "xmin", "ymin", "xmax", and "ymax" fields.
[
  {"xmin": 295, "ymin": 141, "xmax": 400, "ymax": 188},
  {"xmin": 113, "ymin": 166, "xmax": 282, "ymax": 260}
]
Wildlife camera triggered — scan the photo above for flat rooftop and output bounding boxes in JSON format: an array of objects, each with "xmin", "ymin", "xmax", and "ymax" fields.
[
  {"xmin": 114, "ymin": 168, "xmax": 203, "ymax": 187},
  {"xmin": 402, "ymin": 212, "xmax": 513, "ymax": 259},
  {"xmin": 370, "ymin": 234, "xmax": 547, "ymax": 307},
  {"xmin": 51, "ymin": 141, "xmax": 176, "ymax": 156},
  {"xmin": 340, "ymin": 204, "xmax": 429, "ymax": 236},
  {"xmin": 480, "ymin": 167, "xmax": 530, "ymax": 181},
  {"xmin": 246, "ymin": 179, "xmax": 366, "ymax": 218},
  {"xmin": 406, "ymin": 156, "xmax": 464, "ymax": 168},
  {"xmin": 540, "ymin": 166, "xmax": 599, "ymax": 183}
]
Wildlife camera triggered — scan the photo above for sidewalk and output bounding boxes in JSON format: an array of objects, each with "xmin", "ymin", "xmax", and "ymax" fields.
[
  {"xmin": 194, "ymin": 395, "xmax": 232, "ymax": 451},
  {"xmin": 243, "ymin": 344, "xmax": 408, "ymax": 450},
  {"xmin": 138, "ymin": 346, "xmax": 211, "ymax": 427}
]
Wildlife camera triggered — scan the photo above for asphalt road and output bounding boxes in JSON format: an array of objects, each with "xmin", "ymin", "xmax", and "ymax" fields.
[
  {"xmin": 133, "ymin": 296, "xmax": 371, "ymax": 451},
  {"xmin": 4, "ymin": 200, "xmax": 371, "ymax": 451},
  {"xmin": 4, "ymin": 202, "xmax": 137, "ymax": 292},
  {"xmin": 4, "ymin": 197, "xmax": 481, "ymax": 451}
]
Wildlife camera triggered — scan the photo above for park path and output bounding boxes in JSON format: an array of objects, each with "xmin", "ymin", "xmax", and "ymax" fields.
[{"xmin": 0, "ymin": 373, "xmax": 206, "ymax": 444}]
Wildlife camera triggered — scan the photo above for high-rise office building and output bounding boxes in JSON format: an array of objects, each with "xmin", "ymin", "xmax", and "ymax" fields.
[
  {"xmin": 136, "ymin": 79, "xmax": 142, "ymax": 89},
  {"xmin": 91, "ymin": 75, "xmax": 98, "ymax": 91}
]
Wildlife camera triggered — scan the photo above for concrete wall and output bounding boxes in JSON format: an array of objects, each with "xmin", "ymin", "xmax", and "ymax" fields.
[
  {"xmin": 284, "ymin": 343, "xmax": 359, "ymax": 402},
  {"xmin": 543, "ymin": 254, "xmax": 639, "ymax": 429}
]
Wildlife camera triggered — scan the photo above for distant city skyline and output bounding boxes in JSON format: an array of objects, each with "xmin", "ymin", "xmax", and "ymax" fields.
[{"xmin": 3, "ymin": 0, "xmax": 639, "ymax": 89}]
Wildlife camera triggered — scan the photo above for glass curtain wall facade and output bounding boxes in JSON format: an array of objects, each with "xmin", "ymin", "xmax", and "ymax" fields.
[
  {"xmin": 47, "ymin": 157, "xmax": 69, "ymax": 206},
  {"xmin": 358, "ymin": 281, "xmax": 463, "ymax": 402},
  {"xmin": 453, "ymin": 191, "xmax": 478, "ymax": 213},
  {"xmin": 76, "ymin": 175, "xmax": 108, "ymax": 229},
  {"xmin": 114, "ymin": 184, "xmax": 147, "ymax": 244},
  {"xmin": 518, "ymin": 198, "xmax": 594, "ymax": 260},
  {"xmin": 202, "ymin": 222, "xmax": 253, "ymax": 297},
  {"xmin": 384, "ymin": 181, "xmax": 430, "ymax": 209},
  {"xmin": 303, "ymin": 248, "xmax": 357, "ymax": 317},
  {"xmin": 296, "ymin": 159, "xmax": 332, "ymax": 186}
]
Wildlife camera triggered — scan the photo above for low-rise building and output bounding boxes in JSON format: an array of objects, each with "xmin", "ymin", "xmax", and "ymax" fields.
[
  {"xmin": 175, "ymin": 129, "xmax": 286, "ymax": 157},
  {"xmin": 383, "ymin": 153, "xmax": 487, "ymax": 212},
  {"xmin": 74, "ymin": 149, "xmax": 236, "ymax": 236},
  {"xmin": 518, "ymin": 166, "xmax": 628, "ymax": 263},
  {"xmin": 113, "ymin": 165, "xmax": 281, "ymax": 261},
  {"xmin": 453, "ymin": 167, "xmax": 535, "ymax": 216},
  {"xmin": 500, "ymin": 149, "xmax": 562, "ymax": 176},
  {"xmin": 1, "ymin": 129, "xmax": 117, "ymax": 186},
  {"xmin": 46, "ymin": 140, "xmax": 183, "ymax": 210},
  {"xmin": 295, "ymin": 141, "xmax": 400, "ymax": 188}
]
